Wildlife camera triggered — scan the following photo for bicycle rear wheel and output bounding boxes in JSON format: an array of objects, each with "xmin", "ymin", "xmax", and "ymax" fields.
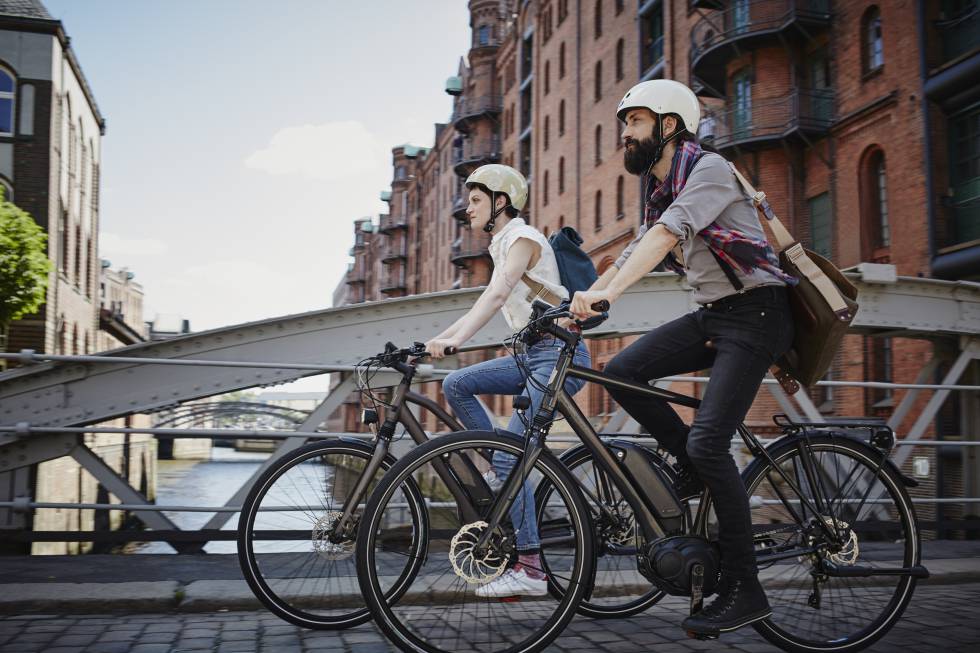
[
  {"xmin": 535, "ymin": 444, "xmax": 666, "ymax": 618},
  {"xmin": 356, "ymin": 431, "xmax": 594, "ymax": 653},
  {"xmin": 237, "ymin": 439, "xmax": 426, "ymax": 629},
  {"xmin": 725, "ymin": 434, "xmax": 920, "ymax": 653}
]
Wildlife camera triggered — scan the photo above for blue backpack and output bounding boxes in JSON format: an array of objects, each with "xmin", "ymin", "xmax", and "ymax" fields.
[{"xmin": 549, "ymin": 226, "xmax": 598, "ymax": 296}]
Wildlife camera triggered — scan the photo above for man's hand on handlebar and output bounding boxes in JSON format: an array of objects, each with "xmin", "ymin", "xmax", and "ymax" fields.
[
  {"xmin": 424, "ymin": 338, "xmax": 460, "ymax": 360},
  {"xmin": 570, "ymin": 290, "xmax": 613, "ymax": 319}
]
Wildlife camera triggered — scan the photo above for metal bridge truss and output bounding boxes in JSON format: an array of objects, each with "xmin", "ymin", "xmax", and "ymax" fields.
[{"xmin": 0, "ymin": 267, "xmax": 977, "ymax": 550}]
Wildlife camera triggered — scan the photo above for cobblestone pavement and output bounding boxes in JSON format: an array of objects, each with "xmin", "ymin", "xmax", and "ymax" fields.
[{"xmin": 0, "ymin": 583, "xmax": 977, "ymax": 653}]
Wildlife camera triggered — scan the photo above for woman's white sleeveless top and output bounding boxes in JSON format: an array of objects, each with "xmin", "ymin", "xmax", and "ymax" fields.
[{"xmin": 488, "ymin": 218, "xmax": 569, "ymax": 331}]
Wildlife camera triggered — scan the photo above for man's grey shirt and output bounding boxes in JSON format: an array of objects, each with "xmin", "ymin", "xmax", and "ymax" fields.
[{"xmin": 614, "ymin": 152, "xmax": 784, "ymax": 304}]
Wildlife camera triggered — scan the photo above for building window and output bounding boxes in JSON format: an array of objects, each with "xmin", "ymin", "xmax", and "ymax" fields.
[
  {"xmin": 733, "ymin": 69, "xmax": 752, "ymax": 137},
  {"xmin": 595, "ymin": 190, "xmax": 602, "ymax": 231},
  {"xmin": 615, "ymin": 0, "xmax": 624, "ymax": 15},
  {"xmin": 559, "ymin": 157, "xmax": 565, "ymax": 194},
  {"xmin": 559, "ymin": 99, "xmax": 566, "ymax": 135},
  {"xmin": 74, "ymin": 224, "xmax": 82, "ymax": 288},
  {"xmin": 544, "ymin": 170, "xmax": 550, "ymax": 206},
  {"xmin": 559, "ymin": 215, "xmax": 565, "ymax": 228},
  {"xmin": 808, "ymin": 192, "xmax": 832, "ymax": 260},
  {"xmin": 522, "ymin": 34, "xmax": 533, "ymax": 81},
  {"xmin": 558, "ymin": 0, "xmax": 568, "ymax": 23},
  {"xmin": 520, "ymin": 136, "xmax": 532, "ymax": 178},
  {"xmin": 615, "ymin": 39, "xmax": 624, "ymax": 81},
  {"xmin": 544, "ymin": 60, "xmax": 551, "ymax": 95},
  {"xmin": 521, "ymin": 87, "xmax": 532, "ymax": 130},
  {"xmin": 478, "ymin": 24, "xmax": 491, "ymax": 46},
  {"xmin": 595, "ymin": 124, "xmax": 602, "ymax": 165},
  {"xmin": 948, "ymin": 104, "xmax": 980, "ymax": 248},
  {"xmin": 862, "ymin": 6, "xmax": 884, "ymax": 74},
  {"xmin": 544, "ymin": 115, "xmax": 550, "ymax": 150},
  {"xmin": 640, "ymin": 4, "xmax": 664, "ymax": 74},
  {"xmin": 860, "ymin": 147, "xmax": 890, "ymax": 260},
  {"xmin": 58, "ymin": 210, "xmax": 67, "ymax": 274},
  {"xmin": 616, "ymin": 175, "xmax": 625, "ymax": 218},
  {"xmin": 868, "ymin": 336, "xmax": 894, "ymax": 409},
  {"xmin": 0, "ymin": 68, "xmax": 14, "ymax": 135},
  {"xmin": 559, "ymin": 42, "xmax": 566, "ymax": 79},
  {"xmin": 594, "ymin": 61, "xmax": 603, "ymax": 102},
  {"xmin": 594, "ymin": 0, "xmax": 602, "ymax": 39}
]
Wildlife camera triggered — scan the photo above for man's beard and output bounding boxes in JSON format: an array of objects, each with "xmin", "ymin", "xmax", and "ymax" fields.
[{"xmin": 623, "ymin": 136, "xmax": 661, "ymax": 175}]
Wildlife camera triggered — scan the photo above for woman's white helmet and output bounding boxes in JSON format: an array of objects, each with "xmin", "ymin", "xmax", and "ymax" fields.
[
  {"xmin": 465, "ymin": 164, "xmax": 528, "ymax": 212},
  {"xmin": 616, "ymin": 79, "xmax": 700, "ymax": 133}
]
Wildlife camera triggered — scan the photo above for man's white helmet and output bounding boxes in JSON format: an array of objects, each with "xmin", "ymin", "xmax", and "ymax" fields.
[{"xmin": 616, "ymin": 79, "xmax": 700, "ymax": 133}]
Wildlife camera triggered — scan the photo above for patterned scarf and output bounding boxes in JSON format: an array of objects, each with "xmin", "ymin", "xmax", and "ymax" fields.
[{"xmin": 645, "ymin": 141, "xmax": 798, "ymax": 286}]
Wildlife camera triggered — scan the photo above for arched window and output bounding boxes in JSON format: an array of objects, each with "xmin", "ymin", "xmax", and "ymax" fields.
[
  {"xmin": 595, "ymin": 124, "xmax": 602, "ymax": 165},
  {"xmin": 594, "ymin": 61, "xmax": 603, "ymax": 102},
  {"xmin": 595, "ymin": 190, "xmax": 603, "ymax": 231},
  {"xmin": 559, "ymin": 214, "xmax": 566, "ymax": 228},
  {"xmin": 559, "ymin": 100, "xmax": 566, "ymax": 135},
  {"xmin": 544, "ymin": 60, "xmax": 551, "ymax": 95},
  {"xmin": 478, "ymin": 25, "xmax": 491, "ymax": 46},
  {"xmin": 597, "ymin": 255, "xmax": 616, "ymax": 275},
  {"xmin": 559, "ymin": 156, "xmax": 565, "ymax": 194},
  {"xmin": 559, "ymin": 42, "xmax": 566, "ymax": 79},
  {"xmin": 0, "ymin": 68, "xmax": 14, "ymax": 136},
  {"xmin": 544, "ymin": 170, "xmax": 550, "ymax": 206},
  {"xmin": 616, "ymin": 176, "xmax": 624, "ymax": 218},
  {"xmin": 615, "ymin": 39, "xmax": 625, "ymax": 81},
  {"xmin": 862, "ymin": 6, "xmax": 884, "ymax": 74},
  {"xmin": 860, "ymin": 147, "xmax": 891, "ymax": 260},
  {"xmin": 544, "ymin": 115, "xmax": 550, "ymax": 150},
  {"xmin": 594, "ymin": 0, "xmax": 603, "ymax": 39}
]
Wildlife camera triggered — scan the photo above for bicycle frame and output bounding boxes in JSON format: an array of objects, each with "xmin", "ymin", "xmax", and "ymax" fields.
[{"xmin": 329, "ymin": 357, "xmax": 492, "ymax": 541}]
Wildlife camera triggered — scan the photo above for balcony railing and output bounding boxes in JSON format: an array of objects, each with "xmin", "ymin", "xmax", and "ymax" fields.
[
  {"xmin": 690, "ymin": 0, "xmax": 832, "ymax": 95},
  {"xmin": 937, "ymin": 5, "xmax": 980, "ymax": 65},
  {"xmin": 451, "ymin": 193, "xmax": 469, "ymax": 222},
  {"xmin": 698, "ymin": 89, "xmax": 835, "ymax": 151},
  {"xmin": 346, "ymin": 268, "xmax": 367, "ymax": 285},
  {"xmin": 452, "ymin": 95, "xmax": 503, "ymax": 132},
  {"xmin": 450, "ymin": 231, "xmax": 492, "ymax": 267},
  {"xmin": 689, "ymin": 0, "xmax": 724, "ymax": 9},
  {"xmin": 378, "ymin": 212, "xmax": 408, "ymax": 233},
  {"xmin": 381, "ymin": 238, "xmax": 408, "ymax": 261},
  {"xmin": 452, "ymin": 136, "xmax": 502, "ymax": 177}
]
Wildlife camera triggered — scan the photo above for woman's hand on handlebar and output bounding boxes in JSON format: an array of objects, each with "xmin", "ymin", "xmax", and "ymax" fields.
[
  {"xmin": 424, "ymin": 337, "xmax": 460, "ymax": 360},
  {"xmin": 570, "ymin": 290, "xmax": 612, "ymax": 319}
]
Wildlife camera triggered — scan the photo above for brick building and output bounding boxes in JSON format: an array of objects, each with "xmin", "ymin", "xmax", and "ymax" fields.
[
  {"xmin": 0, "ymin": 0, "xmax": 105, "ymax": 360},
  {"xmin": 334, "ymin": 0, "xmax": 979, "ymax": 506}
]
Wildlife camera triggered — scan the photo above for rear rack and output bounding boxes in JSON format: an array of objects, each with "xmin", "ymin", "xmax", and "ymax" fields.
[{"xmin": 773, "ymin": 414, "xmax": 895, "ymax": 452}]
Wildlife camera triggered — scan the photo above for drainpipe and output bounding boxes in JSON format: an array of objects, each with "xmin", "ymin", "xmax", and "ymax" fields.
[{"xmin": 917, "ymin": 0, "xmax": 937, "ymax": 273}]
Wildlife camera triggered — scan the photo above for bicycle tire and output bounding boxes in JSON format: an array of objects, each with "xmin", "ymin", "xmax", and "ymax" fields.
[
  {"xmin": 356, "ymin": 430, "xmax": 595, "ymax": 653},
  {"xmin": 238, "ymin": 439, "xmax": 428, "ymax": 630}
]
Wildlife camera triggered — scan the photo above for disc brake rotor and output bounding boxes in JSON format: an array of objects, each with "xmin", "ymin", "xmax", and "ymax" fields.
[
  {"xmin": 449, "ymin": 521, "xmax": 508, "ymax": 584},
  {"xmin": 311, "ymin": 511, "xmax": 354, "ymax": 561}
]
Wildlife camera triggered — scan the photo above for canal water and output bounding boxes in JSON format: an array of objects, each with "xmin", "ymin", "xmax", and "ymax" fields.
[{"xmin": 136, "ymin": 447, "xmax": 269, "ymax": 554}]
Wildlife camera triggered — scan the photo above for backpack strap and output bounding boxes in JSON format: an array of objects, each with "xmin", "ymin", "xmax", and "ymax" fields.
[{"xmin": 521, "ymin": 272, "xmax": 564, "ymax": 306}]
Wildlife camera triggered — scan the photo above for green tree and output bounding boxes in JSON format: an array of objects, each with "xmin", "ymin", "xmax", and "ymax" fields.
[{"xmin": 0, "ymin": 188, "xmax": 52, "ymax": 361}]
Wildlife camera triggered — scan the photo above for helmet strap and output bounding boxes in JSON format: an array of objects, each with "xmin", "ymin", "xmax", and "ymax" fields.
[
  {"xmin": 651, "ymin": 114, "xmax": 684, "ymax": 168},
  {"xmin": 483, "ymin": 191, "xmax": 509, "ymax": 233}
]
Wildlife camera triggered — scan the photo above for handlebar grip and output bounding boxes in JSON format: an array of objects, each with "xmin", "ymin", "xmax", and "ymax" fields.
[
  {"xmin": 591, "ymin": 300, "xmax": 610, "ymax": 313},
  {"xmin": 443, "ymin": 347, "xmax": 458, "ymax": 355}
]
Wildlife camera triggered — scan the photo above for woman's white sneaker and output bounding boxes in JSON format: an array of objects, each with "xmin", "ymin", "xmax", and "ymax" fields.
[{"xmin": 475, "ymin": 568, "xmax": 548, "ymax": 598}]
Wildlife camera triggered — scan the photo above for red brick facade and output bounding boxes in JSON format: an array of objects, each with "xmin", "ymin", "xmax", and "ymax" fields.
[{"xmin": 335, "ymin": 1, "xmax": 979, "ymax": 491}]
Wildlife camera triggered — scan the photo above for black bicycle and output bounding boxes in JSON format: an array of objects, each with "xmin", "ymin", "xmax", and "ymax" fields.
[
  {"xmin": 355, "ymin": 301, "xmax": 927, "ymax": 653},
  {"xmin": 237, "ymin": 342, "xmax": 464, "ymax": 629}
]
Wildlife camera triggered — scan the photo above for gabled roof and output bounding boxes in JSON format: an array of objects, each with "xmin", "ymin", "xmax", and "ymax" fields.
[{"xmin": 0, "ymin": 0, "xmax": 53, "ymax": 20}]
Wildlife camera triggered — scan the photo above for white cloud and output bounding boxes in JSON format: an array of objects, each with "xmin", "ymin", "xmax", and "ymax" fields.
[
  {"xmin": 99, "ymin": 232, "xmax": 169, "ymax": 261},
  {"xmin": 244, "ymin": 121, "xmax": 389, "ymax": 181}
]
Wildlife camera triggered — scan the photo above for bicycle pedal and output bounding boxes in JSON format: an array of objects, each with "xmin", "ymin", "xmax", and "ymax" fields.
[{"xmin": 686, "ymin": 630, "xmax": 718, "ymax": 641}]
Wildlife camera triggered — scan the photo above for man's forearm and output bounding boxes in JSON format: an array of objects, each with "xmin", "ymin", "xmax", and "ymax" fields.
[
  {"xmin": 590, "ymin": 266, "xmax": 618, "ymax": 292},
  {"xmin": 605, "ymin": 224, "xmax": 678, "ymax": 300}
]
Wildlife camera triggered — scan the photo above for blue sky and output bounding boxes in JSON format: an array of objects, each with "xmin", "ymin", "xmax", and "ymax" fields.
[{"xmin": 45, "ymin": 0, "xmax": 471, "ymax": 332}]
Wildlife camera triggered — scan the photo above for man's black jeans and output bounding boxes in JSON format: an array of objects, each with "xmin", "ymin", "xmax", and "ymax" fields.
[{"xmin": 604, "ymin": 284, "xmax": 794, "ymax": 580}]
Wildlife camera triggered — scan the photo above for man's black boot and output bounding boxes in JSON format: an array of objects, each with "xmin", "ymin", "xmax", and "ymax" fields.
[
  {"xmin": 682, "ymin": 575, "xmax": 772, "ymax": 636},
  {"xmin": 672, "ymin": 462, "xmax": 704, "ymax": 500}
]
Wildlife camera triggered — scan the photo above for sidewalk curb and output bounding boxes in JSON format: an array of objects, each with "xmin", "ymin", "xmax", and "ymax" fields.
[{"xmin": 2, "ymin": 562, "xmax": 979, "ymax": 614}]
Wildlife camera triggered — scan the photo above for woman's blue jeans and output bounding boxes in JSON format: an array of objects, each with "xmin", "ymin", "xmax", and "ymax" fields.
[{"xmin": 442, "ymin": 339, "xmax": 590, "ymax": 552}]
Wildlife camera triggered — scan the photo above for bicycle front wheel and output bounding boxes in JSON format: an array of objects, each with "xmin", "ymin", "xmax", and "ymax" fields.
[
  {"xmin": 356, "ymin": 431, "xmax": 595, "ymax": 653},
  {"xmin": 238, "ymin": 439, "xmax": 427, "ymax": 630},
  {"xmin": 732, "ymin": 434, "xmax": 921, "ymax": 653}
]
